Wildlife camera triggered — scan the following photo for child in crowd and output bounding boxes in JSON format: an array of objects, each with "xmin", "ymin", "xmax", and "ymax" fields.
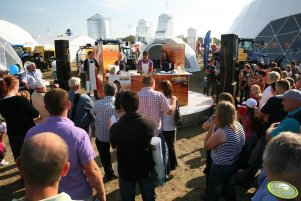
[
  {"xmin": 19, "ymin": 90, "xmax": 31, "ymax": 101},
  {"xmin": 0, "ymin": 121, "xmax": 9, "ymax": 166},
  {"xmin": 239, "ymin": 98, "xmax": 258, "ymax": 160},
  {"xmin": 249, "ymin": 85, "xmax": 262, "ymax": 106}
]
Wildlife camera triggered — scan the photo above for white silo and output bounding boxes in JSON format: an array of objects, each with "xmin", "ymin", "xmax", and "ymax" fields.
[
  {"xmin": 155, "ymin": 13, "xmax": 174, "ymax": 38},
  {"xmin": 187, "ymin": 27, "xmax": 197, "ymax": 51},
  {"xmin": 136, "ymin": 19, "xmax": 153, "ymax": 43},
  {"xmin": 87, "ymin": 14, "xmax": 110, "ymax": 40}
]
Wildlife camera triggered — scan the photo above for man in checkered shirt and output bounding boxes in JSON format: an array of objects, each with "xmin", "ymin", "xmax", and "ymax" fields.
[
  {"xmin": 138, "ymin": 76, "xmax": 176, "ymax": 180},
  {"xmin": 92, "ymin": 83, "xmax": 117, "ymax": 182},
  {"xmin": 138, "ymin": 76, "xmax": 176, "ymax": 135}
]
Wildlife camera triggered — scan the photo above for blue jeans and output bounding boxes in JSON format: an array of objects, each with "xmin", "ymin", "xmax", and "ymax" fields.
[
  {"xmin": 207, "ymin": 162, "xmax": 238, "ymax": 201},
  {"xmin": 119, "ymin": 175, "xmax": 155, "ymax": 201},
  {"xmin": 158, "ymin": 132, "xmax": 169, "ymax": 177}
]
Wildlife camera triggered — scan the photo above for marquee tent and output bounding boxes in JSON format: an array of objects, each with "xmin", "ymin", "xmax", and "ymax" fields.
[
  {"xmin": 0, "ymin": 35, "xmax": 23, "ymax": 70},
  {"xmin": 141, "ymin": 37, "xmax": 200, "ymax": 72},
  {"xmin": 37, "ymin": 35, "xmax": 95, "ymax": 63},
  {"xmin": 0, "ymin": 20, "xmax": 38, "ymax": 47},
  {"xmin": 228, "ymin": 0, "xmax": 301, "ymax": 66}
]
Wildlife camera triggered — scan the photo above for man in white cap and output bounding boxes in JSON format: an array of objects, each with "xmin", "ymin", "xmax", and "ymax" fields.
[
  {"xmin": 31, "ymin": 79, "xmax": 49, "ymax": 124},
  {"xmin": 68, "ymin": 77, "xmax": 94, "ymax": 133},
  {"xmin": 266, "ymin": 89, "xmax": 301, "ymax": 140}
]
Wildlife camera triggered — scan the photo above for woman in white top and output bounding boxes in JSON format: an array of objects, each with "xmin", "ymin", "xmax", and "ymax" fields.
[
  {"xmin": 109, "ymin": 92, "xmax": 125, "ymax": 177},
  {"xmin": 159, "ymin": 80, "xmax": 177, "ymax": 174},
  {"xmin": 109, "ymin": 92, "xmax": 125, "ymax": 127}
]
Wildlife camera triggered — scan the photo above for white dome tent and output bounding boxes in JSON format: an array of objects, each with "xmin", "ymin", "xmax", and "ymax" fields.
[
  {"xmin": 0, "ymin": 35, "xmax": 23, "ymax": 70},
  {"xmin": 0, "ymin": 20, "xmax": 38, "ymax": 47},
  {"xmin": 228, "ymin": 0, "xmax": 301, "ymax": 66},
  {"xmin": 141, "ymin": 37, "xmax": 199, "ymax": 72}
]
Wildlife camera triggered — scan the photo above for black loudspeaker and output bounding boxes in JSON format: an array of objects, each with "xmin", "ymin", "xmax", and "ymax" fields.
[
  {"xmin": 54, "ymin": 40, "xmax": 71, "ymax": 91},
  {"xmin": 55, "ymin": 40, "xmax": 70, "ymax": 61},
  {"xmin": 218, "ymin": 34, "xmax": 238, "ymax": 95},
  {"xmin": 56, "ymin": 61, "xmax": 70, "ymax": 91}
]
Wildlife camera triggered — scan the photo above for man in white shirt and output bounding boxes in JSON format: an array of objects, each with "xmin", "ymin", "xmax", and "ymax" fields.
[
  {"xmin": 22, "ymin": 62, "xmax": 43, "ymax": 94},
  {"xmin": 31, "ymin": 80, "xmax": 49, "ymax": 124}
]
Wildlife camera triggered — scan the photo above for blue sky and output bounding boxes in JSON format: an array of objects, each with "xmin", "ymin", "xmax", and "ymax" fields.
[{"xmin": 0, "ymin": 0, "xmax": 252, "ymax": 39}]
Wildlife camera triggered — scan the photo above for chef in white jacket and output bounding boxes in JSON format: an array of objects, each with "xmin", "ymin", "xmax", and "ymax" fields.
[
  {"xmin": 84, "ymin": 51, "xmax": 100, "ymax": 100},
  {"xmin": 137, "ymin": 51, "xmax": 153, "ymax": 74}
]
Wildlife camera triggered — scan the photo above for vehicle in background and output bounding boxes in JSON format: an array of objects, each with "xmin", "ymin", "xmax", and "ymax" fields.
[
  {"xmin": 12, "ymin": 44, "xmax": 33, "ymax": 64},
  {"xmin": 214, "ymin": 38, "xmax": 268, "ymax": 69},
  {"xmin": 33, "ymin": 46, "xmax": 55, "ymax": 71}
]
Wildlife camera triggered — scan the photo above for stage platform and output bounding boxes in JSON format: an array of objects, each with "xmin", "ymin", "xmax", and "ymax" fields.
[{"xmin": 179, "ymin": 91, "xmax": 214, "ymax": 128}]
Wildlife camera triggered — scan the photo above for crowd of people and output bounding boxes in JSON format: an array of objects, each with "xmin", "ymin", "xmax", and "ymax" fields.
[
  {"xmin": 0, "ymin": 61, "xmax": 179, "ymax": 201},
  {"xmin": 202, "ymin": 59, "xmax": 301, "ymax": 200},
  {"xmin": 0, "ymin": 54, "xmax": 301, "ymax": 201}
]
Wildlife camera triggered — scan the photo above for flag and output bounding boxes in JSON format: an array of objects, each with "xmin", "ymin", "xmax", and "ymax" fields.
[{"xmin": 203, "ymin": 30, "xmax": 211, "ymax": 68}]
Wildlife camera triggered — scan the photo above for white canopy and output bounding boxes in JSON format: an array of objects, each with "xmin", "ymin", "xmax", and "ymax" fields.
[
  {"xmin": 37, "ymin": 35, "xmax": 95, "ymax": 62},
  {"xmin": 0, "ymin": 35, "xmax": 23, "ymax": 70},
  {"xmin": 0, "ymin": 20, "xmax": 38, "ymax": 47},
  {"xmin": 141, "ymin": 37, "xmax": 199, "ymax": 72},
  {"xmin": 228, "ymin": 0, "xmax": 301, "ymax": 38}
]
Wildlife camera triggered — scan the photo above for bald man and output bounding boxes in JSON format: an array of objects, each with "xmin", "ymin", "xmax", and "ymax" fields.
[{"xmin": 15, "ymin": 132, "xmax": 72, "ymax": 201}]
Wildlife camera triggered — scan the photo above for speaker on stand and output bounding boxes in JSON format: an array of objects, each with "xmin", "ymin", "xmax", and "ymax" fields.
[
  {"xmin": 216, "ymin": 34, "xmax": 238, "ymax": 102},
  {"xmin": 54, "ymin": 40, "xmax": 71, "ymax": 91}
]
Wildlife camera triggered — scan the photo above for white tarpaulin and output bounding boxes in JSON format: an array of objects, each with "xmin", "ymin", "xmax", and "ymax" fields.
[
  {"xmin": 151, "ymin": 137, "xmax": 165, "ymax": 181},
  {"xmin": 0, "ymin": 35, "xmax": 23, "ymax": 70},
  {"xmin": 141, "ymin": 37, "xmax": 200, "ymax": 72}
]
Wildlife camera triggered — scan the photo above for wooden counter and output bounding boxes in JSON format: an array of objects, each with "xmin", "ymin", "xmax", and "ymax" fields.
[{"xmin": 106, "ymin": 73, "xmax": 191, "ymax": 105}]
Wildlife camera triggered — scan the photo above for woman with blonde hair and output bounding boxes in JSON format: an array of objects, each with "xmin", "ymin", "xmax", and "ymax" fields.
[{"xmin": 204, "ymin": 101, "xmax": 245, "ymax": 201}]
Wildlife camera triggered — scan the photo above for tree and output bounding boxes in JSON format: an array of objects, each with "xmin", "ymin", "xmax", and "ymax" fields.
[
  {"xmin": 212, "ymin": 37, "xmax": 221, "ymax": 45},
  {"xmin": 122, "ymin": 35, "xmax": 135, "ymax": 45},
  {"xmin": 197, "ymin": 37, "xmax": 204, "ymax": 44}
]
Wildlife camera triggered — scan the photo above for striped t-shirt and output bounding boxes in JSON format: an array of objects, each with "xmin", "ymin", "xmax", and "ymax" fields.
[{"xmin": 211, "ymin": 121, "xmax": 245, "ymax": 166}]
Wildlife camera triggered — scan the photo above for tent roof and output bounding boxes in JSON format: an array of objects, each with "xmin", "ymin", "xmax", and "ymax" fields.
[
  {"xmin": 142, "ymin": 37, "xmax": 199, "ymax": 72},
  {"xmin": 0, "ymin": 20, "xmax": 38, "ymax": 46},
  {"xmin": 228, "ymin": 0, "xmax": 301, "ymax": 38},
  {"xmin": 0, "ymin": 35, "xmax": 23, "ymax": 70},
  {"xmin": 36, "ymin": 35, "xmax": 95, "ymax": 48}
]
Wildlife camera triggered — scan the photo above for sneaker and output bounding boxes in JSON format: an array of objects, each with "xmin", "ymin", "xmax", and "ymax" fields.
[{"xmin": 0, "ymin": 159, "xmax": 9, "ymax": 166}]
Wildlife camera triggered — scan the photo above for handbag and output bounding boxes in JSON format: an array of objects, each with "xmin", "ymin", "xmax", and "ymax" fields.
[{"xmin": 174, "ymin": 100, "xmax": 183, "ymax": 126}]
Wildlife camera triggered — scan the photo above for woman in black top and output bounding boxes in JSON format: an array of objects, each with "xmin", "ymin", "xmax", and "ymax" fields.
[{"xmin": 0, "ymin": 75, "xmax": 39, "ymax": 161}]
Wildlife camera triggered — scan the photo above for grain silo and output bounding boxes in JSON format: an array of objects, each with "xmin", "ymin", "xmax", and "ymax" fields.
[{"xmin": 87, "ymin": 14, "xmax": 110, "ymax": 40}]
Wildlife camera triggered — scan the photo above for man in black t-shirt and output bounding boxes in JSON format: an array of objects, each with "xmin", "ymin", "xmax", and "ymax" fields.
[
  {"xmin": 259, "ymin": 80, "xmax": 290, "ymax": 130},
  {"xmin": 205, "ymin": 58, "xmax": 216, "ymax": 97}
]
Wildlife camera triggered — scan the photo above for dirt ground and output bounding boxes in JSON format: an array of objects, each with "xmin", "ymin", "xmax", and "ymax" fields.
[{"xmin": 0, "ymin": 59, "xmax": 257, "ymax": 200}]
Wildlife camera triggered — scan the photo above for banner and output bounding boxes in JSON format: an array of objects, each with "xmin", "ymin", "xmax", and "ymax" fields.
[
  {"xmin": 162, "ymin": 44, "xmax": 185, "ymax": 67},
  {"xmin": 203, "ymin": 30, "xmax": 211, "ymax": 68}
]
